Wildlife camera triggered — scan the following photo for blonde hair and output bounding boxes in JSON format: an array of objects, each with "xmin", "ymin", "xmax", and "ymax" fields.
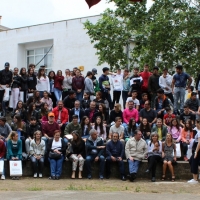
[
  {"xmin": 115, "ymin": 103, "xmax": 121, "ymax": 110},
  {"xmin": 8, "ymin": 131, "xmax": 18, "ymax": 140},
  {"xmin": 33, "ymin": 131, "xmax": 42, "ymax": 140}
]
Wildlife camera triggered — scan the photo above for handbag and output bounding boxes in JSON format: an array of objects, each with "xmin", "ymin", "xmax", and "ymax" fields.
[{"xmin": 49, "ymin": 150, "xmax": 62, "ymax": 160}]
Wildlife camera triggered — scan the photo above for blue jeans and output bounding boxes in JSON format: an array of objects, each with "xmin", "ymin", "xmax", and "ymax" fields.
[
  {"xmin": 30, "ymin": 156, "xmax": 44, "ymax": 174},
  {"xmin": 122, "ymin": 91, "xmax": 129, "ymax": 109},
  {"xmin": 85, "ymin": 155, "xmax": 105, "ymax": 177},
  {"xmin": 0, "ymin": 158, "xmax": 5, "ymax": 176},
  {"xmin": 174, "ymin": 87, "xmax": 185, "ymax": 113},
  {"xmin": 128, "ymin": 159, "xmax": 140, "ymax": 174},
  {"xmin": 48, "ymin": 155, "xmax": 64, "ymax": 177},
  {"xmin": 76, "ymin": 91, "xmax": 83, "ymax": 101},
  {"xmin": 54, "ymin": 88, "xmax": 62, "ymax": 102}
]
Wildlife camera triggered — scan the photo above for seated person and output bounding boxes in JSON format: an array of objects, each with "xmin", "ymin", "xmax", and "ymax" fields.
[
  {"xmin": 124, "ymin": 118, "xmax": 137, "ymax": 142},
  {"xmin": 93, "ymin": 91, "xmax": 105, "ymax": 110},
  {"xmin": 180, "ymin": 105, "xmax": 195, "ymax": 127},
  {"xmin": 85, "ymin": 129, "xmax": 105, "ymax": 179},
  {"xmin": 80, "ymin": 116, "xmax": 91, "ymax": 139},
  {"xmin": 186, "ymin": 86, "xmax": 194, "ymax": 99},
  {"xmin": 80, "ymin": 92, "xmax": 91, "ymax": 110},
  {"xmin": 27, "ymin": 103, "xmax": 39, "ymax": 124},
  {"xmin": 94, "ymin": 103, "xmax": 109, "ymax": 125},
  {"xmin": 106, "ymin": 132, "xmax": 126, "ymax": 181},
  {"xmin": 69, "ymin": 100, "xmax": 85, "ymax": 122},
  {"xmin": 0, "ymin": 116, "xmax": 12, "ymax": 141},
  {"xmin": 109, "ymin": 103, "xmax": 123, "ymax": 125},
  {"xmin": 126, "ymin": 90, "xmax": 140, "ymax": 110},
  {"xmin": 63, "ymin": 90, "xmax": 76, "ymax": 111},
  {"xmin": 0, "ymin": 103, "xmax": 5, "ymax": 117},
  {"xmin": 139, "ymin": 93, "xmax": 148, "ymax": 111},
  {"xmin": 41, "ymin": 91, "xmax": 53, "ymax": 111},
  {"xmin": 163, "ymin": 107, "xmax": 176, "ymax": 126},
  {"xmin": 85, "ymin": 101, "xmax": 98, "ymax": 123},
  {"xmin": 0, "ymin": 139, "xmax": 6, "ymax": 180},
  {"xmin": 138, "ymin": 118, "xmax": 151, "ymax": 142}
]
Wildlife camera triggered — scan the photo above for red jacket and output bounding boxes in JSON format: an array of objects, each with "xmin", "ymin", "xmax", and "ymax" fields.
[
  {"xmin": 0, "ymin": 140, "xmax": 6, "ymax": 158},
  {"xmin": 54, "ymin": 75, "xmax": 64, "ymax": 90},
  {"xmin": 52, "ymin": 107, "xmax": 69, "ymax": 124}
]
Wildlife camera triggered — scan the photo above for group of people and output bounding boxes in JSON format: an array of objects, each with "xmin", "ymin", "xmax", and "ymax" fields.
[{"xmin": 0, "ymin": 62, "xmax": 200, "ymax": 184}]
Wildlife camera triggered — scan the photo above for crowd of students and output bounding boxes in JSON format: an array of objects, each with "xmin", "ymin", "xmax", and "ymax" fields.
[{"xmin": 0, "ymin": 62, "xmax": 200, "ymax": 184}]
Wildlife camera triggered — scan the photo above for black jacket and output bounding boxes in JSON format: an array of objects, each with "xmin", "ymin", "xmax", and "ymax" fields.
[
  {"xmin": 148, "ymin": 74, "xmax": 160, "ymax": 93},
  {"xmin": 84, "ymin": 108, "xmax": 98, "ymax": 123},
  {"xmin": 26, "ymin": 123, "xmax": 41, "ymax": 138},
  {"xmin": 0, "ymin": 69, "xmax": 13, "ymax": 85},
  {"xmin": 20, "ymin": 75, "xmax": 28, "ymax": 91},
  {"xmin": 154, "ymin": 96, "xmax": 169, "ymax": 110},
  {"xmin": 11, "ymin": 109, "xmax": 28, "ymax": 122},
  {"xmin": 69, "ymin": 108, "xmax": 85, "ymax": 122},
  {"xmin": 63, "ymin": 96, "xmax": 76, "ymax": 111},
  {"xmin": 109, "ymin": 110, "xmax": 123, "ymax": 123},
  {"xmin": 80, "ymin": 99, "xmax": 91, "ymax": 110},
  {"xmin": 47, "ymin": 138, "xmax": 66, "ymax": 156},
  {"xmin": 70, "ymin": 139, "xmax": 86, "ymax": 158},
  {"xmin": 12, "ymin": 75, "xmax": 21, "ymax": 88},
  {"xmin": 27, "ymin": 74, "xmax": 37, "ymax": 90},
  {"xmin": 94, "ymin": 111, "xmax": 109, "ymax": 124}
]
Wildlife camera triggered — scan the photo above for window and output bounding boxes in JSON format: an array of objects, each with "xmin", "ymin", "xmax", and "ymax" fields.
[{"xmin": 27, "ymin": 47, "xmax": 53, "ymax": 73}]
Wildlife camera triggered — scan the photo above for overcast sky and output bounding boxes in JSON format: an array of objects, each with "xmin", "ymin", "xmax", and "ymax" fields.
[{"xmin": 0, "ymin": 0, "xmax": 153, "ymax": 28}]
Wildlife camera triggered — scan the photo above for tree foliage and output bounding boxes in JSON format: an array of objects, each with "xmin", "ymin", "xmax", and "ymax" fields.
[{"xmin": 84, "ymin": 0, "xmax": 200, "ymax": 73}]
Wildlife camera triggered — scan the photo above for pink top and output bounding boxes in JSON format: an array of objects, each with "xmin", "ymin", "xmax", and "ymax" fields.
[
  {"xmin": 123, "ymin": 108, "xmax": 139, "ymax": 124},
  {"xmin": 168, "ymin": 126, "xmax": 182, "ymax": 141}
]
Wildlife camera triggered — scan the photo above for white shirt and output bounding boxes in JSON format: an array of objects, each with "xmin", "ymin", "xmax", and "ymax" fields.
[
  {"xmin": 159, "ymin": 74, "xmax": 172, "ymax": 94},
  {"xmin": 111, "ymin": 74, "xmax": 123, "ymax": 91},
  {"xmin": 52, "ymin": 138, "xmax": 62, "ymax": 150},
  {"xmin": 36, "ymin": 76, "xmax": 50, "ymax": 92},
  {"xmin": 126, "ymin": 97, "xmax": 140, "ymax": 107}
]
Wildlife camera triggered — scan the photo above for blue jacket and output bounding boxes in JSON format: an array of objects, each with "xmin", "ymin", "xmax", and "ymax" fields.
[{"xmin": 106, "ymin": 140, "xmax": 124, "ymax": 158}]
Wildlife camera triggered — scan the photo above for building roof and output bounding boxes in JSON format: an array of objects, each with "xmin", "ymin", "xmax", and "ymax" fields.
[{"xmin": 0, "ymin": 24, "xmax": 10, "ymax": 32}]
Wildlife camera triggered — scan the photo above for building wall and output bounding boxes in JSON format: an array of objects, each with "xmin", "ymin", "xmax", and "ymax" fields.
[{"xmin": 0, "ymin": 15, "xmax": 105, "ymax": 76}]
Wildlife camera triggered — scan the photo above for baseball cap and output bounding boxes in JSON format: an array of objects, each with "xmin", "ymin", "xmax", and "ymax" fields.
[
  {"xmin": 92, "ymin": 68, "xmax": 97, "ymax": 74},
  {"xmin": 48, "ymin": 112, "xmax": 55, "ymax": 117},
  {"xmin": 5, "ymin": 62, "xmax": 10, "ymax": 67}
]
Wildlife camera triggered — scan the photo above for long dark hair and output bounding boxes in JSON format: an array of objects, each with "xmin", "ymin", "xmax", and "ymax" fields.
[
  {"xmin": 37, "ymin": 68, "xmax": 46, "ymax": 79},
  {"xmin": 99, "ymin": 103, "xmax": 106, "ymax": 114},
  {"xmin": 48, "ymin": 70, "xmax": 55, "ymax": 80},
  {"xmin": 33, "ymin": 90, "xmax": 41, "ymax": 102},
  {"xmin": 128, "ymin": 118, "xmax": 137, "ymax": 133},
  {"xmin": 71, "ymin": 131, "xmax": 82, "ymax": 146},
  {"xmin": 40, "ymin": 102, "xmax": 48, "ymax": 117},
  {"xmin": 139, "ymin": 118, "xmax": 151, "ymax": 132},
  {"xmin": 14, "ymin": 114, "xmax": 23, "ymax": 129},
  {"xmin": 15, "ymin": 100, "xmax": 24, "ymax": 111},
  {"xmin": 184, "ymin": 119, "xmax": 193, "ymax": 132},
  {"xmin": 80, "ymin": 116, "xmax": 91, "ymax": 132},
  {"xmin": 170, "ymin": 118, "xmax": 181, "ymax": 131},
  {"xmin": 28, "ymin": 68, "xmax": 34, "ymax": 76},
  {"xmin": 94, "ymin": 116, "xmax": 104, "ymax": 135},
  {"xmin": 19, "ymin": 67, "xmax": 27, "ymax": 76},
  {"xmin": 28, "ymin": 103, "xmax": 35, "ymax": 121}
]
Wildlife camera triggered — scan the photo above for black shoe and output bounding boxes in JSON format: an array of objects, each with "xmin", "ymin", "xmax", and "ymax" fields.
[
  {"xmin": 129, "ymin": 173, "xmax": 136, "ymax": 182},
  {"xmin": 51, "ymin": 176, "xmax": 55, "ymax": 180},
  {"xmin": 151, "ymin": 177, "xmax": 156, "ymax": 182},
  {"xmin": 145, "ymin": 169, "xmax": 150, "ymax": 173},
  {"xmin": 55, "ymin": 176, "xmax": 59, "ymax": 180},
  {"xmin": 106, "ymin": 173, "xmax": 110, "ymax": 179},
  {"xmin": 121, "ymin": 176, "xmax": 126, "ymax": 181}
]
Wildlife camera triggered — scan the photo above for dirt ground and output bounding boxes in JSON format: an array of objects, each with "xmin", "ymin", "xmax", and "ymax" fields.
[{"xmin": 0, "ymin": 178, "xmax": 200, "ymax": 194}]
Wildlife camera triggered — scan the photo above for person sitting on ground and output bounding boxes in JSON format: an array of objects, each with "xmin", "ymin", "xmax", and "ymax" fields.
[
  {"xmin": 180, "ymin": 105, "xmax": 195, "ymax": 127},
  {"xmin": 151, "ymin": 118, "xmax": 168, "ymax": 141},
  {"xmin": 68, "ymin": 131, "xmax": 85, "ymax": 179},
  {"xmin": 25, "ymin": 116, "xmax": 41, "ymax": 154},
  {"xmin": 123, "ymin": 100, "xmax": 139, "ymax": 128},
  {"xmin": 80, "ymin": 116, "xmax": 91, "ymax": 140},
  {"xmin": 93, "ymin": 91, "xmax": 105, "ymax": 110},
  {"xmin": 92, "ymin": 116, "xmax": 107, "ymax": 141},
  {"xmin": 139, "ymin": 93, "xmax": 148, "ymax": 111},
  {"xmin": 126, "ymin": 90, "xmax": 140, "ymax": 110},
  {"xmin": 162, "ymin": 133, "xmax": 176, "ymax": 182},
  {"xmin": 109, "ymin": 117, "xmax": 124, "ymax": 145},
  {"xmin": 80, "ymin": 92, "xmax": 91, "ymax": 110},
  {"xmin": 124, "ymin": 118, "xmax": 137, "ymax": 142},
  {"xmin": 27, "ymin": 103, "xmax": 39, "ymax": 123},
  {"xmin": 94, "ymin": 103, "xmax": 109, "ymax": 125},
  {"xmin": 32, "ymin": 90, "xmax": 42, "ymax": 111},
  {"xmin": 47, "ymin": 130, "xmax": 66, "ymax": 180},
  {"xmin": 139, "ymin": 100, "xmax": 157, "ymax": 126},
  {"xmin": 106, "ymin": 132, "xmax": 126, "ymax": 181},
  {"xmin": 0, "ymin": 139, "xmax": 6, "ymax": 180},
  {"xmin": 145, "ymin": 132, "xmax": 162, "ymax": 182},
  {"xmin": 139, "ymin": 118, "xmax": 151, "ymax": 143},
  {"xmin": 29, "ymin": 131, "xmax": 45, "ymax": 178},
  {"xmin": 63, "ymin": 90, "xmax": 76, "ymax": 112},
  {"xmin": 163, "ymin": 107, "xmax": 176, "ymax": 127},
  {"xmin": 168, "ymin": 118, "xmax": 182, "ymax": 143},
  {"xmin": 41, "ymin": 91, "xmax": 53, "ymax": 111},
  {"xmin": 38, "ymin": 102, "xmax": 49, "ymax": 123},
  {"xmin": 181, "ymin": 119, "xmax": 194, "ymax": 161},
  {"xmin": 109, "ymin": 103, "xmax": 123, "ymax": 125},
  {"xmin": 6, "ymin": 131, "xmax": 22, "ymax": 180},
  {"xmin": 85, "ymin": 101, "xmax": 98, "ymax": 123},
  {"xmin": 125, "ymin": 130, "xmax": 147, "ymax": 182},
  {"xmin": 0, "ymin": 116, "xmax": 12, "ymax": 142},
  {"xmin": 85, "ymin": 129, "xmax": 105, "ymax": 179},
  {"xmin": 69, "ymin": 100, "xmax": 85, "ymax": 123}
]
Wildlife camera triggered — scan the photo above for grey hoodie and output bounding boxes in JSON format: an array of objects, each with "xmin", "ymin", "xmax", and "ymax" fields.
[{"xmin": 84, "ymin": 77, "xmax": 94, "ymax": 94}]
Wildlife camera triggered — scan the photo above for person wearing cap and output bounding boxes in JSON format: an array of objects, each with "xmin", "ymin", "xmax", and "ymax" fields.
[
  {"xmin": 85, "ymin": 129, "xmax": 105, "ymax": 179},
  {"xmin": 42, "ymin": 112, "xmax": 60, "ymax": 144},
  {"xmin": 171, "ymin": 65, "xmax": 192, "ymax": 114},
  {"xmin": 0, "ymin": 116, "xmax": 12, "ymax": 141},
  {"xmin": 159, "ymin": 68, "xmax": 173, "ymax": 104},
  {"xmin": 99, "ymin": 67, "xmax": 112, "ymax": 110},
  {"xmin": 148, "ymin": 66, "xmax": 160, "ymax": 108},
  {"xmin": 0, "ymin": 62, "xmax": 13, "ymax": 111},
  {"xmin": 154, "ymin": 88, "xmax": 170, "ymax": 119}
]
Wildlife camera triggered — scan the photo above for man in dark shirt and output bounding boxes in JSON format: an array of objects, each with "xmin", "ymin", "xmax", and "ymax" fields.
[
  {"xmin": 185, "ymin": 92, "xmax": 200, "ymax": 114},
  {"xmin": 180, "ymin": 105, "xmax": 195, "ymax": 127},
  {"xmin": 63, "ymin": 90, "xmax": 76, "ymax": 111},
  {"xmin": 140, "ymin": 100, "xmax": 157, "ymax": 126},
  {"xmin": 85, "ymin": 101, "xmax": 98, "ymax": 123}
]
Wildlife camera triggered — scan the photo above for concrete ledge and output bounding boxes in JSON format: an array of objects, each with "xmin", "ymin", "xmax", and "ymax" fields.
[{"xmin": 4, "ymin": 159, "xmax": 192, "ymax": 180}]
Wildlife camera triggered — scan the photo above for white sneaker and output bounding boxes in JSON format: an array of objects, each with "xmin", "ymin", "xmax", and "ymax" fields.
[
  {"xmin": 39, "ymin": 173, "xmax": 42, "ymax": 178},
  {"xmin": 33, "ymin": 173, "xmax": 37, "ymax": 178},
  {"xmin": 1, "ymin": 175, "xmax": 5, "ymax": 180},
  {"xmin": 187, "ymin": 179, "xmax": 198, "ymax": 184}
]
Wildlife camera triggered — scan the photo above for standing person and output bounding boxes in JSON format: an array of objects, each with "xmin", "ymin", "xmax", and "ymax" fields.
[
  {"xmin": 29, "ymin": 131, "xmax": 45, "ymax": 178},
  {"xmin": 69, "ymin": 132, "xmax": 85, "ymax": 179},
  {"xmin": 10, "ymin": 68, "xmax": 21, "ymax": 109},
  {"xmin": 162, "ymin": 133, "xmax": 176, "ymax": 182},
  {"xmin": 85, "ymin": 129, "xmax": 105, "ymax": 179},
  {"xmin": 0, "ymin": 62, "xmax": 13, "ymax": 112},
  {"xmin": 129, "ymin": 67, "xmax": 143, "ymax": 100},
  {"xmin": 172, "ymin": 65, "xmax": 192, "ymax": 114},
  {"xmin": 36, "ymin": 68, "xmax": 50, "ymax": 98},
  {"xmin": 125, "ymin": 130, "xmax": 148, "ymax": 182},
  {"xmin": 159, "ymin": 68, "xmax": 173, "ymax": 104},
  {"xmin": 84, "ymin": 71, "xmax": 95, "ymax": 100},
  {"xmin": 99, "ymin": 67, "xmax": 112, "ymax": 110},
  {"xmin": 111, "ymin": 69, "xmax": 123, "ymax": 105},
  {"xmin": 19, "ymin": 67, "xmax": 28, "ymax": 103},
  {"xmin": 0, "ymin": 139, "xmax": 6, "ymax": 180},
  {"xmin": 146, "ymin": 132, "xmax": 162, "ymax": 182},
  {"xmin": 47, "ymin": 130, "xmax": 66, "ymax": 180},
  {"xmin": 188, "ymin": 120, "xmax": 200, "ymax": 183},
  {"xmin": 54, "ymin": 70, "xmax": 64, "ymax": 103},
  {"xmin": 122, "ymin": 69, "xmax": 130, "ymax": 109},
  {"xmin": 48, "ymin": 71, "xmax": 56, "ymax": 108},
  {"xmin": 6, "ymin": 131, "xmax": 22, "ymax": 180},
  {"xmin": 139, "ymin": 64, "xmax": 152, "ymax": 96},
  {"xmin": 62, "ymin": 69, "xmax": 72, "ymax": 100},
  {"xmin": 27, "ymin": 68, "xmax": 37, "ymax": 97},
  {"xmin": 148, "ymin": 66, "xmax": 160, "ymax": 108},
  {"xmin": 72, "ymin": 69, "xmax": 85, "ymax": 101}
]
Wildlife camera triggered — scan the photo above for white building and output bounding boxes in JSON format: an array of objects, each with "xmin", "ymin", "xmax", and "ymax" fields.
[{"xmin": 0, "ymin": 15, "xmax": 105, "ymax": 75}]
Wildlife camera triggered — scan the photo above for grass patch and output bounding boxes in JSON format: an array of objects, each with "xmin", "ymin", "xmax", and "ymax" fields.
[
  {"xmin": 27, "ymin": 187, "xmax": 42, "ymax": 191},
  {"xmin": 135, "ymin": 186, "xmax": 141, "ymax": 193},
  {"xmin": 65, "ymin": 184, "xmax": 79, "ymax": 191}
]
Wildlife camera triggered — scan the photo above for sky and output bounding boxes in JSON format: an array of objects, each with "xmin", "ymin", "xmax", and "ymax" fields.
[{"xmin": 0, "ymin": 0, "xmax": 153, "ymax": 28}]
